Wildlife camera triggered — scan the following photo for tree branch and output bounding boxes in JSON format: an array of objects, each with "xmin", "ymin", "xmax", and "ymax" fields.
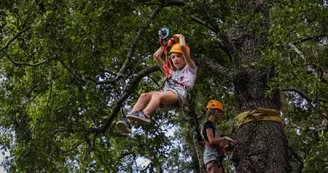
[
  {"xmin": 61, "ymin": 141, "xmax": 83, "ymax": 154},
  {"xmin": 190, "ymin": 15, "xmax": 230, "ymax": 55},
  {"xmin": 54, "ymin": 1, "xmax": 185, "ymax": 86},
  {"xmin": 86, "ymin": 65, "xmax": 160, "ymax": 134},
  {"xmin": 194, "ymin": 57, "xmax": 235, "ymax": 79},
  {"xmin": 219, "ymin": 33, "xmax": 239, "ymax": 67},
  {"xmin": 0, "ymin": 47, "xmax": 50, "ymax": 66},
  {"xmin": 288, "ymin": 145, "xmax": 304, "ymax": 173},
  {"xmin": 56, "ymin": 56, "xmax": 88, "ymax": 83},
  {"xmin": 288, "ymin": 42, "xmax": 324, "ymax": 79},
  {"xmin": 291, "ymin": 34, "xmax": 328, "ymax": 45},
  {"xmin": 83, "ymin": 133, "xmax": 97, "ymax": 162},
  {"xmin": 190, "ymin": 15, "xmax": 217, "ymax": 33},
  {"xmin": 0, "ymin": 25, "xmax": 52, "ymax": 66},
  {"xmin": 190, "ymin": 16, "xmax": 236, "ymax": 67},
  {"xmin": 114, "ymin": 5, "xmax": 164, "ymax": 82},
  {"xmin": 147, "ymin": 75, "xmax": 162, "ymax": 89},
  {"xmin": 162, "ymin": 0, "xmax": 185, "ymax": 6},
  {"xmin": 56, "ymin": 56, "xmax": 113, "ymax": 85},
  {"xmin": 2, "ymin": 26, "xmax": 31, "ymax": 50},
  {"xmin": 85, "ymin": 1, "xmax": 184, "ymax": 85},
  {"xmin": 282, "ymin": 88, "xmax": 328, "ymax": 103},
  {"xmin": 282, "ymin": 88, "xmax": 313, "ymax": 103}
]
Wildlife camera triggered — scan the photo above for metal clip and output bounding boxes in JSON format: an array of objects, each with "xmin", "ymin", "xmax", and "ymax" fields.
[{"xmin": 158, "ymin": 27, "xmax": 170, "ymax": 39}]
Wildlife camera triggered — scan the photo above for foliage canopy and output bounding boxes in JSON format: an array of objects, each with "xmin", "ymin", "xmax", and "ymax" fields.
[{"xmin": 0, "ymin": 0, "xmax": 327, "ymax": 172}]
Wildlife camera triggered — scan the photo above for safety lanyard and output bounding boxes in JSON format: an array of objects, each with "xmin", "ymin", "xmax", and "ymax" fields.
[{"xmin": 159, "ymin": 39, "xmax": 173, "ymax": 79}]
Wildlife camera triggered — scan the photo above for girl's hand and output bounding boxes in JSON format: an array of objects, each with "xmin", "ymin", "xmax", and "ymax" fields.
[
  {"xmin": 167, "ymin": 37, "xmax": 176, "ymax": 47},
  {"xmin": 225, "ymin": 136, "xmax": 236, "ymax": 143},
  {"xmin": 173, "ymin": 34, "xmax": 184, "ymax": 38}
]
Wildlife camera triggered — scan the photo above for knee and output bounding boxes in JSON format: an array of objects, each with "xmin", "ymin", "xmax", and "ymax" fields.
[
  {"xmin": 151, "ymin": 92, "xmax": 162, "ymax": 100},
  {"xmin": 140, "ymin": 93, "xmax": 152, "ymax": 100}
]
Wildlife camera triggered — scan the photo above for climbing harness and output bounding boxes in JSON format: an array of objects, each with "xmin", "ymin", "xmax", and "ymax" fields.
[
  {"xmin": 206, "ymin": 160, "xmax": 221, "ymax": 173},
  {"xmin": 204, "ymin": 140, "xmax": 235, "ymax": 173},
  {"xmin": 204, "ymin": 145, "xmax": 224, "ymax": 173},
  {"xmin": 156, "ymin": 27, "xmax": 188, "ymax": 113},
  {"xmin": 219, "ymin": 141, "xmax": 235, "ymax": 156},
  {"xmin": 156, "ymin": 27, "xmax": 172, "ymax": 91},
  {"xmin": 205, "ymin": 141, "xmax": 235, "ymax": 157}
]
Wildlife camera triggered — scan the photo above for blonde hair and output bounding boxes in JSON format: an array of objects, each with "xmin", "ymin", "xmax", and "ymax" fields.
[
  {"xmin": 201, "ymin": 109, "xmax": 217, "ymax": 139},
  {"xmin": 205, "ymin": 109, "xmax": 216, "ymax": 120}
]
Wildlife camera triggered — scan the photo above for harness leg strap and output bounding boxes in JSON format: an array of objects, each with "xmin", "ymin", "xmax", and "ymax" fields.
[
  {"xmin": 207, "ymin": 161, "xmax": 217, "ymax": 173},
  {"xmin": 206, "ymin": 160, "xmax": 224, "ymax": 173}
]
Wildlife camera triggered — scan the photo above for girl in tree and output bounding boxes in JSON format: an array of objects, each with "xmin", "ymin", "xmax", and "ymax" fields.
[
  {"xmin": 116, "ymin": 34, "xmax": 197, "ymax": 133},
  {"xmin": 202, "ymin": 99, "xmax": 235, "ymax": 173}
]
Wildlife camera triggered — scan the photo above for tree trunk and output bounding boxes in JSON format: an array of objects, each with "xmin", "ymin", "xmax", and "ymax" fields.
[
  {"xmin": 156, "ymin": 164, "xmax": 163, "ymax": 173},
  {"xmin": 223, "ymin": 0, "xmax": 291, "ymax": 172},
  {"xmin": 188, "ymin": 119, "xmax": 206, "ymax": 173},
  {"xmin": 231, "ymin": 71, "xmax": 291, "ymax": 173},
  {"xmin": 184, "ymin": 92, "xmax": 207, "ymax": 173},
  {"xmin": 232, "ymin": 121, "xmax": 291, "ymax": 173}
]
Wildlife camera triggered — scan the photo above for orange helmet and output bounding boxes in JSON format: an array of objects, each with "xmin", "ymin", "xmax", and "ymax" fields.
[
  {"xmin": 206, "ymin": 100, "xmax": 224, "ymax": 112},
  {"xmin": 169, "ymin": 43, "xmax": 190, "ymax": 54}
]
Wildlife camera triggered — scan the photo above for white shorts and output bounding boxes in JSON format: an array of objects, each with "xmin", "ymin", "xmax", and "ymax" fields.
[
  {"xmin": 159, "ymin": 85, "xmax": 188, "ymax": 110},
  {"xmin": 203, "ymin": 146, "xmax": 220, "ymax": 165}
]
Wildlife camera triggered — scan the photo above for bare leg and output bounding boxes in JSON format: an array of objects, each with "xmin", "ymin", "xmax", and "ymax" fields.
[
  {"xmin": 206, "ymin": 161, "xmax": 220, "ymax": 173},
  {"xmin": 218, "ymin": 167, "xmax": 223, "ymax": 173},
  {"xmin": 143, "ymin": 91, "xmax": 177, "ymax": 116},
  {"xmin": 131, "ymin": 91, "xmax": 157, "ymax": 113}
]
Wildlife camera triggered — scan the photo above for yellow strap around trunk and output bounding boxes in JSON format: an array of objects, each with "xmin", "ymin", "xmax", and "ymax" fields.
[{"xmin": 235, "ymin": 108, "xmax": 283, "ymax": 128}]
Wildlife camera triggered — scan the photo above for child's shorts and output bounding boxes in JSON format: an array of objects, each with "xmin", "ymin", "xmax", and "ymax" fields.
[
  {"xmin": 160, "ymin": 86, "xmax": 187, "ymax": 110},
  {"xmin": 168, "ymin": 86, "xmax": 187, "ymax": 105},
  {"xmin": 203, "ymin": 146, "xmax": 220, "ymax": 165}
]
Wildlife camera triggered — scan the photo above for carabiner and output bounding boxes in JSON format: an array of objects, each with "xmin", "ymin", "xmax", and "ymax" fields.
[{"xmin": 158, "ymin": 27, "xmax": 170, "ymax": 39}]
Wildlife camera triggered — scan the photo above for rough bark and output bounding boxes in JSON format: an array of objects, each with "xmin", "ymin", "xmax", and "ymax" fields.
[
  {"xmin": 233, "ymin": 69, "xmax": 281, "ymax": 112},
  {"xmin": 223, "ymin": 0, "xmax": 291, "ymax": 172},
  {"xmin": 232, "ymin": 121, "xmax": 291, "ymax": 173},
  {"xmin": 184, "ymin": 93, "xmax": 206, "ymax": 173},
  {"xmin": 188, "ymin": 119, "xmax": 206, "ymax": 173},
  {"xmin": 183, "ymin": 0, "xmax": 292, "ymax": 172}
]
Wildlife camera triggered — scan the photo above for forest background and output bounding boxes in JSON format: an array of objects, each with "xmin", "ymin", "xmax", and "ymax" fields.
[{"xmin": 0, "ymin": 0, "xmax": 327, "ymax": 173}]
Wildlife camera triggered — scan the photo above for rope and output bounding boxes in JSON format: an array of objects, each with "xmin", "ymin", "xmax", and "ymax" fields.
[{"xmin": 159, "ymin": 39, "xmax": 173, "ymax": 79}]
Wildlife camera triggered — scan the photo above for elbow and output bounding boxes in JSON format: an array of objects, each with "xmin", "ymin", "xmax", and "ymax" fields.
[
  {"xmin": 208, "ymin": 139, "xmax": 215, "ymax": 145},
  {"xmin": 180, "ymin": 45, "xmax": 190, "ymax": 55},
  {"xmin": 180, "ymin": 44, "xmax": 186, "ymax": 50},
  {"xmin": 153, "ymin": 54, "xmax": 158, "ymax": 60}
]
